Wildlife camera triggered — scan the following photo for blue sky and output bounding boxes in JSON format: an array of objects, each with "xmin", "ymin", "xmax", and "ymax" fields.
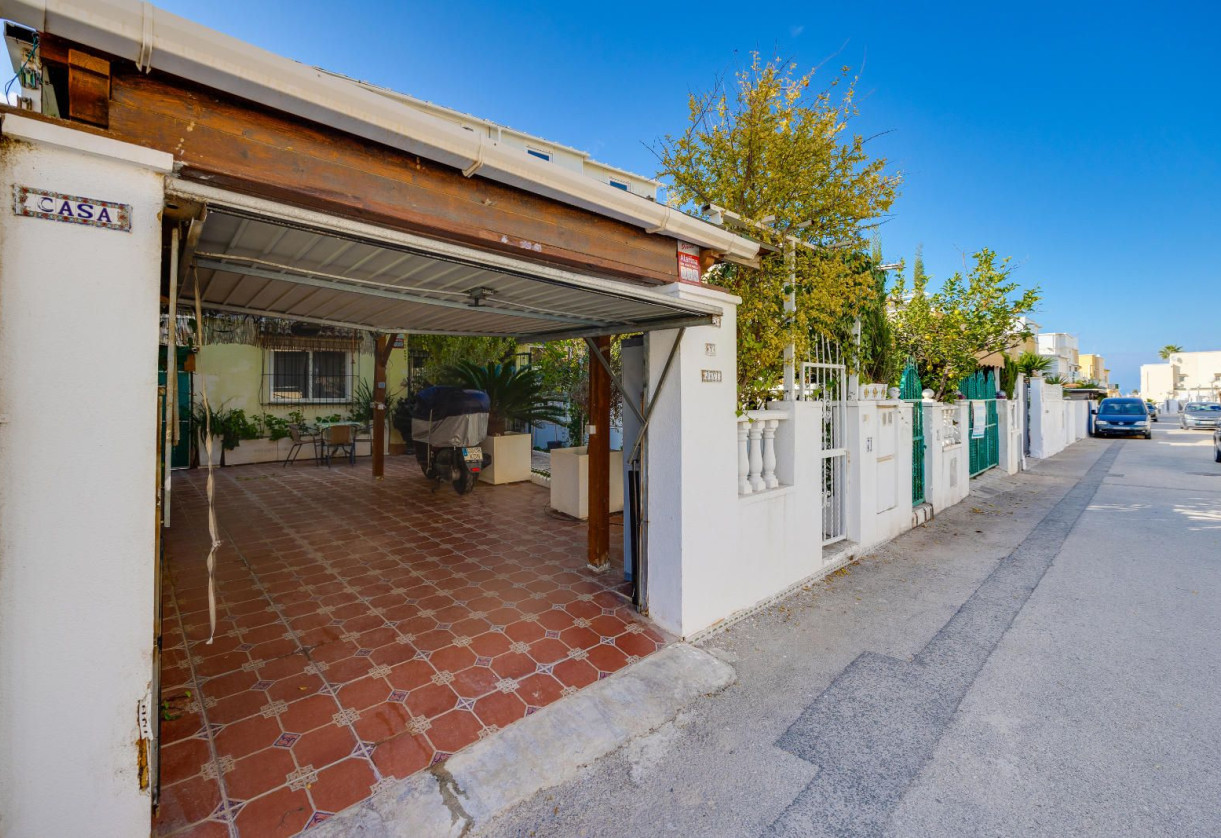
[{"xmin": 153, "ymin": 0, "xmax": 1220, "ymax": 391}]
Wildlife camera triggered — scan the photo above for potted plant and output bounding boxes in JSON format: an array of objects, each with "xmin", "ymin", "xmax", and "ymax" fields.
[
  {"xmin": 440, "ymin": 361, "xmax": 567, "ymax": 484},
  {"xmin": 347, "ymin": 378, "xmax": 401, "ymax": 457},
  {"xmin": 190, "ymin": 401, "xmax": 251, "ymax": 467}
]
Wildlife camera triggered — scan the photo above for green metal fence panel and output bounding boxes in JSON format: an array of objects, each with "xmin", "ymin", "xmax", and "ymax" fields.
[
  {"xmin": 901, "ymin": 360, "xmax": 926, "ymax": 505},
  {"xmin": 962, "ymin": 369, "xmax": 999, "ymax": 476}
]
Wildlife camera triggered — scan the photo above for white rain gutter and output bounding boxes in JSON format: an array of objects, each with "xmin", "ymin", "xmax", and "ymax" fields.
[{"xmin": 0, "ymin": 0, "xmax": 760, "ymax": 264}]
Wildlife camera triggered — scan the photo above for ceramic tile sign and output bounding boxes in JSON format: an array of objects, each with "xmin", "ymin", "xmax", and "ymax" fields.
[{"xmin": 12, "ymin": 185, "xmax": 131, "ymax": 232}]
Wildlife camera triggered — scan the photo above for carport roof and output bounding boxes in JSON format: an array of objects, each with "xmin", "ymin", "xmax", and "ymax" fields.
[{"xmin": 173, "ymin": 181, "xmax": 724, "ymax": 341}]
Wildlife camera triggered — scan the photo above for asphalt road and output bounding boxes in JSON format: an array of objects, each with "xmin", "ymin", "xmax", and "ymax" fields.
[{"xmin": 476, "ymin": 425, "xmax": 1221, "ymax": 838}]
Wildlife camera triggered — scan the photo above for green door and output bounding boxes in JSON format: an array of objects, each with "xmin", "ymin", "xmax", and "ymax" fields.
[
  {"xmin": 900, "ymin": 360, "xmax": 926, "ymax": 505},
  {"xmin": 961, "ymin": 369, "xmax": 999, "ymax": 476},
  {"xmin": 158, "ymin": 347, "xmax": 192, "ymax": 469}
]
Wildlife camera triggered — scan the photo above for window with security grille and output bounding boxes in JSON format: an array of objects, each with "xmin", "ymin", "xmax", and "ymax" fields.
[{"xmin": 269, "ymin": 350, "xmax": 352, "ymax": 403}]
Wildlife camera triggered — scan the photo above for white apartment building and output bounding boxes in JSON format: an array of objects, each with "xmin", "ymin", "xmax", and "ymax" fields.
[
  {"xmin": 1141, "ymin": 350, "xmax": 1221, "ymax": 403},
  {"xmin": 1037, "ymin": 332, "xmax": 1080, "ymax": 382}
]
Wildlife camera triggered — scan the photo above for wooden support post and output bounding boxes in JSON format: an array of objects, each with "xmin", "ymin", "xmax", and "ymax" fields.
[
  {"xmin": 588, "ymin": 335, "xmax": 612, "ymax": 570},
  {"xmin": 372, "ymin": 334, "xmax": 397, "ymax": 480}
]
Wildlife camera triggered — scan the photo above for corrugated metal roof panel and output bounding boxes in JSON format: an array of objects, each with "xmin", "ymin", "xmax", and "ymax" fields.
[{"xmin": 185, "ymin": 207, "xmax": 721, "ymax": 339}]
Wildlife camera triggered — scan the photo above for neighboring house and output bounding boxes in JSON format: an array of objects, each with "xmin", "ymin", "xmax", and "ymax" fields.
[
  {"xmin": 1140, "ymin": 361, "xmax": 1179, "ymax": 402},
  {"xmin": 1079, "ymin": 353, "xmax": 1110, "ymax": 386},
  {"xmin": 1037, "ymin": 332, "xmax": 1080, "ymax": 382},
  {"xmin": 1142, "ymin": 350, "xmax": 1221, "ymax": 403},
  {"xmin": 976, "ymin": 316, "xmax": 1040, "ymax": 369}
]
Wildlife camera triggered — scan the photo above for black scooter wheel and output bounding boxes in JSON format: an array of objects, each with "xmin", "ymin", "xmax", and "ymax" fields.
[{"xmin": 454, "ymin": 471, "xmax": 477, "ymax": 495}]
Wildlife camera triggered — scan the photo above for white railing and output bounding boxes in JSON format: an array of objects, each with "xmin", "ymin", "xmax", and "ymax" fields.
[
  {"xmin": 737, "ymin": 410, "xmax": 790, "ymax": 495},
  {"xmin": 941, "ymin": 405, "xmax": 962, "ymax": 448}
]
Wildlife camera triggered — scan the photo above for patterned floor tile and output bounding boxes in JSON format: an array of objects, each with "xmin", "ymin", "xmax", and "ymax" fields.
[{"xmin": 158, "ymin": 460, "xmax": 665, "ymax": 837}]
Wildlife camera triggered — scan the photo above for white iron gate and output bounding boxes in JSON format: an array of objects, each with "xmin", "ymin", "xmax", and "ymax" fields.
[{"xmin": 801, "ymin": 334, "xmax": 847, "ymax": 546}]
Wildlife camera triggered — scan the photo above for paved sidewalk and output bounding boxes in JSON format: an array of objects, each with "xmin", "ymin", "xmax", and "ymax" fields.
[{"xmin": 474, "ymin": 434, "xmax": 1221, "ymax": 837}]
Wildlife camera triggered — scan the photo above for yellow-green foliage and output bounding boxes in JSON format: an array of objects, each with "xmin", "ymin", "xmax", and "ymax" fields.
[
  {"xmin": 656, "ymin": 54, "xmax": 901, "ymax": 406},
  {"xmin": 890, "ymin": 249, "xmax": 1041, "ymax": 400}
]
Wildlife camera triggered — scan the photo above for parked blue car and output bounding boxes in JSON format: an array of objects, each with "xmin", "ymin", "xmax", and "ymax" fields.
[{"xmin": 1091, "ymin": 398, "xmax": 1152, "ymax": 439}]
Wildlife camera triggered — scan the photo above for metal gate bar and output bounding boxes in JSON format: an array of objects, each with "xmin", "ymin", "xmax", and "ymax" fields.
[{"xmin": 802, "ymin": 333, "xmax": 847, "ymax": 546}]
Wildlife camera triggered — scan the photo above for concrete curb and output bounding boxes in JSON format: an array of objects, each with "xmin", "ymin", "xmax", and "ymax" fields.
[{"xmin": 311, "ymin": 643, "xmax": 736, "ymax": 837}]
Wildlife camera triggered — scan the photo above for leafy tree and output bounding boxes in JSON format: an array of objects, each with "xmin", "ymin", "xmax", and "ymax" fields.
[
  {"xmin": 412, "ymin": 335, "xmax": 518, "ymax": 384},
  {"xmin": 1159, "ymin": 344, "xmax": 1182, "ymax": 361},
  {"xmin": 855, "ymin": 241, "xmax": 899, "ymax": 385},
  {"xmin": 656, "ymin": 54, "xmax": 901, "ymax": 406},
  {"xmin": 529, "ymin": 339, "xmax": 625, "ymax": 446},
  {"xmin": 890, "ymin": 249, "xmax": 1040, "ymax": 400}
]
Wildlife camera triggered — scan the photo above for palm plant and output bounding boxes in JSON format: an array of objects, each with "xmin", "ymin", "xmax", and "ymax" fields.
[
  {"xmin": 1016, "ymin": 351, "xmax": 1052, "ymax": 377},
  {"xmin": 440, "ymin": 361, "xmax": 567, "ymax": 436},
  {"xmin": 1159, "ymin": 344, "xmax": 1182, "ymax": 361}
]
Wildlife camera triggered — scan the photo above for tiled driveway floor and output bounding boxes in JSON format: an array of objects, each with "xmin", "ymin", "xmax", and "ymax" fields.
[{"xmin": 154, "ymin": 457, "xmax": 662, "ymax": 838}]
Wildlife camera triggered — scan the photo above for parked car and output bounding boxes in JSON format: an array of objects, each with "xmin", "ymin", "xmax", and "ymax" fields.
[
  {"xmin": 1092, "ymin": 397, "xmax": 1152, "ymax": 439},
  {"xmin": 1145, "ymin": 400, "xmax": 1159, "ymax": 421},
  {"xmin": 1179, "ymin": 402, "xmax": 1221, "ymax": 430}
]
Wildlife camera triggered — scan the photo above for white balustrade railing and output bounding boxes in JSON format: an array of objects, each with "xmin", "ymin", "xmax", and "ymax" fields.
[
  {"xmin": 941, "ymin": 405, "xmax": 962, "ymax": 448},
  {"xmin": 737, "ymin": 410, "xmax": 790, "ymax": 495}
]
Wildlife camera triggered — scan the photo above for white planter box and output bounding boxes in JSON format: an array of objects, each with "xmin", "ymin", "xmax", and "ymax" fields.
[
  {"xmin": 549, "ymin": 446, "xmax": 623, "ymax": 520},
  {"xmin": 225, "ymin": 438, "xmax": 288, "ymax": 466},
  {"xmin": 479, "ymin": 432, "xmax": 532, "ymax": 485}
]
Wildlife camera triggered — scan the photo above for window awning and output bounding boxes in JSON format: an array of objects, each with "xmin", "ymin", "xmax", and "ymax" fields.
[{"xmin": 168, "ymin": 180, "xmax": 723, "ymax": 341}]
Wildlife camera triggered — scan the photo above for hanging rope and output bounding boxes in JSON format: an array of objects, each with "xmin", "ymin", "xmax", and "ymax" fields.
[{"xmin": 193, "ymin": 270, "xmax": 221, "ymax": 644}]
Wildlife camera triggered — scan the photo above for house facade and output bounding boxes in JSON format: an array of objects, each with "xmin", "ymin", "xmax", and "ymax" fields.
[
  {"xmin": 1078, "ymin": 353, "xmax": 1109, "ymax": 386},
  {"xmin": 1037, "ymin": 332, "xmax": 1080, "ymax": 382},
  {"xmin": 0, "ymin": 2, "xmax": 763, "ymax": 834},
  {"xmin": 1141, "ymin": 350, "xmax": 1221, "ymax": 403}
]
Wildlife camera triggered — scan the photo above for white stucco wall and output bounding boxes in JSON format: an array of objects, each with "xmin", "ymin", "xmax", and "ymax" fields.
[
  {"xmin": 923, "ymin": 402, "xmax": 970, "ymax": 514},
  {"xmin": 0, "ymin": 115, "xmax": 171, "ymax": 837},
  {"xmin": 643, "ymin": 284, "xmax": 741, "ymax": 637},
  {"xmin": 724, "ymin": 400, "xmax": 826, "ymax": 626},
  {"xmin": 998, "ymin": 397, "xmax": 1022, "ymax": 474},
  {"xmin": 845, "ymin": 400, "xmax": 915, "ymax": 551},
  {"xmin": 1028, "ymin": 378, "xmax": 1068, "ymax": 459}
]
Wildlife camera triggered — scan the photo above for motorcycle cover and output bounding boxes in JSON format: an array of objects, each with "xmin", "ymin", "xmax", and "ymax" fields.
[{"xmin": 411, "ymin": 386, "xmax": 490, "ymax": 447}]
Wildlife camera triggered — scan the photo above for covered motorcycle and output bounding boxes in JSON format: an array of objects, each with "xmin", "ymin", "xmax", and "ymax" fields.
[{"xmin": 410, "ymin": 386, "xmax": 491, "ymax": 494}]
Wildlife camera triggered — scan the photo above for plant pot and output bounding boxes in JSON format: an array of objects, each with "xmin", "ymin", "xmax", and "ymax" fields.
[
  {"xmin": 197, "ymin": 435, "xmax": 225, "ymax": 467},
  {"xmin": 549, "ymin": 446, "xmax": 624, "ymax": 520},
  {"xmin": 478, "ymin": 431, "xmax": 532, "ymax": 485}
]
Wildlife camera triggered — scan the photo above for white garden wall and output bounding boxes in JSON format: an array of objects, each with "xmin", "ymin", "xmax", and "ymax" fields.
[
  {"xmin": 0, "ymin": 114, "xmax": 171, "ymax": 838},
  {"xmin": 1028, "ymin": 379, "xmax": 1092, "ymax": 459},
  {"xmin": 846, "ymin": 400, "xmax": 915, "ymax": 550},
  {"xmin": 1028, "ymin": 378, "xmax": 1067, "ymax": 458},
  {"xmin": 923, "ymin": 401, "xmax": 971, "ymax": 513},
  {"xmin": 998, "ymin": 397, "xmax": 1023, "ymax": 474}
]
